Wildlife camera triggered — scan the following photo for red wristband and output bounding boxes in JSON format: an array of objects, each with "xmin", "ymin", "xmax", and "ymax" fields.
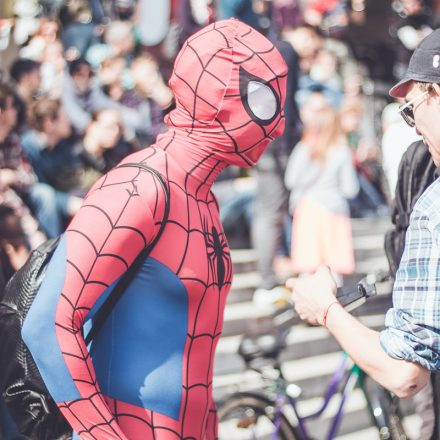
[{"xmin": 323, "ymin": 301, "xmax": 340, "ymax": 327}]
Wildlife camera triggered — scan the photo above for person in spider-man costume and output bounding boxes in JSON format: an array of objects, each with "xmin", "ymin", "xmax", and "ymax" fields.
[{"xmin": 22, "ymin": 18, "xmax": 287, "ymax": 439}]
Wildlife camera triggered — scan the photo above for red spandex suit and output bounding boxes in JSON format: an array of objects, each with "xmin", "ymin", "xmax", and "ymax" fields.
[{"xmin": 22, "ymin": 18, "xmax": 287, "ymax": 439}]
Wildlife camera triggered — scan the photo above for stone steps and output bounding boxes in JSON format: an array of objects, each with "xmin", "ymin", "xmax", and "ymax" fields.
[{"xmin": 214, "ymin": 216, "xmax": 421, "ymax": 439}]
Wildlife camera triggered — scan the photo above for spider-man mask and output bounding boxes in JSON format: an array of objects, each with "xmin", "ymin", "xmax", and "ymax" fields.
[{"xmin": 165, "ymin": 18, "xmax": 288, "ymax": 167}]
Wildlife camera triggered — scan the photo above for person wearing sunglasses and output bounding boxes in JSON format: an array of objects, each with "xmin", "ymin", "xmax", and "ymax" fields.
[
  {"xmin": 287, "ymin": 28, "xmax": 440, "ymax": 440},
  {"xmin": 398, "ymin": 87, "xmax": 430, "ymax": 127}
]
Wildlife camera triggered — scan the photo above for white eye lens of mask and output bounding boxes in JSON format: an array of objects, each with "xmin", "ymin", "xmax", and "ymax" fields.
[{"xmin": 247, "ymin": 80, "xmax": 277, "ymax": 121}]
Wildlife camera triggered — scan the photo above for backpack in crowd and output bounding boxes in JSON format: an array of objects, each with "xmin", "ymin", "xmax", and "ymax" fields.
[
  {"xmin": 0, "ymin": 163, "xmax": 170, "ymax": 439},
  {"xmin": 384, "ymin": 140, "xmax": 438, "ymax": 278},
  {"xmin": 0, "ymin": 237, "xmax": 69, "ymax": 439}
]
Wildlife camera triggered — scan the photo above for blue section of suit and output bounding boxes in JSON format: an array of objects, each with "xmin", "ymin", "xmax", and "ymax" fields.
[
  {"xmin": 23, "ymin": 234, "xmax": 188, "ymax": 421},
  {"xmin": 90, "ymin": 257, "xmax": 188, "ymax": 419},
  {"xmin": 22, "ymin": 235, "xmax": 82, "ymax": 402}
]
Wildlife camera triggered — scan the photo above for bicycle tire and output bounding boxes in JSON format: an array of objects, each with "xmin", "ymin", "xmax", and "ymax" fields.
[
  {"xmin": 362, "ymin": 376, "xmax": 409, "ymax": 440},
  {"xmin": 217, "ymin": 392, "xmax": 299, "ymax": 440}
]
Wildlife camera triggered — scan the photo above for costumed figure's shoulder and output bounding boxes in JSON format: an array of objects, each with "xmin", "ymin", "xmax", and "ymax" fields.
[{"xmin": 82, "ymin": 148, "xmax": 168, "ymax": 220}]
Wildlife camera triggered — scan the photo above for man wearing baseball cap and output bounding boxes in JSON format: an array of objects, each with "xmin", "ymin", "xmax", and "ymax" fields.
[{"xmin": 287, "ymin": 28, "xmax": 440, "ymax": 438}]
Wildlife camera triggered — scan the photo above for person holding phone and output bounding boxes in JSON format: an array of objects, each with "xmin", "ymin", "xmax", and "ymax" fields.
[{"xmin": 288, "ymin": 29, "xmax": 440, "ymax": 408}]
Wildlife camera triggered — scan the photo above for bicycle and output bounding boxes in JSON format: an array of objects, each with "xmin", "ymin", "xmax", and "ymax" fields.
[{"xmin": 217, "ymin": 275, "xmax": 408, "ymax": 440}]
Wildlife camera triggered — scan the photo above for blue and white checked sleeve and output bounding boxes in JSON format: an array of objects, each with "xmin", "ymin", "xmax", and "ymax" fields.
[{"xmin": 380, "ymin": 182, "xmax": 440, "ymax": 371}]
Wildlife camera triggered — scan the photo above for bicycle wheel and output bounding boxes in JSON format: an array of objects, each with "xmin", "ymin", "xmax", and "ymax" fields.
[
  {"xmin": 362, "ymin": 376, "xmax": 409, "ymax": 440},
  {"xmin": 217, "ymin": 392, "xmax": 299, "ymax": 440}
]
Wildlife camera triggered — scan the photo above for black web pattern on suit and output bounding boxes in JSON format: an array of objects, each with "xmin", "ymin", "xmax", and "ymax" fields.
[
  {"xmin": 55, "ymin": 19, "xmax": 284, "ymax": 438},
  {"xmin": 58, "ymin": 143, "xmax": 230, "ymax": 438},
  {"xmin": 167, "ymin": 22, "xmax": 286, "ymax": 167}
]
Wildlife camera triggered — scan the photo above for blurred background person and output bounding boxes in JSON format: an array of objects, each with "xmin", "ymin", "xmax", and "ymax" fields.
[
  {"xmin": 381, "ymin": 100, "xmax": 421, "ymax": 196},
  {"xmin": 390, "ymin": 0, "xmax": 433, "ymax": 79},
  {"xmin": 128, "ymin": 54, "xmax": 171, "ymax": 143},
  {"xmin": 20, "ymin": 17, "xmax": 60, "ymax": 61},
  {"xmin": 85, "ymin": 19, "xmax": 137, "ymax": 69},
  {"xmin": 61, "ymin": 57, "xmax": 115, "ymax": 134},
  {"xmin": 0, "ymin": 205, "xmax": 29, "ymax": 295},
  {"xmin": 339, "ymin": 96, "xmax": 390, "ymax": 216},
  {"xmin": 21, "ymin": 97, "xmax": 101, "ymax": 197},
  {"xmin": 0, "ymin": 81, "xmax": 54, "ymax": 243},
  {"xmin": 219, "ymin": 0, "xmax": 259, "ymax": 27},
  {"xmin": 61, "ymin": 57, "xmax": 132, "ymax": 136},
  {"xmin": 178, "ymin": 0, "xmax": 215, "ymax": 46},
  {"xmin": 9, "ymin": 58, "xmax": 41, "ymax": 132},
  {"xmin": 245, "ymin": 0, "xmax": 303, "ymax": 304},
  {"xmin": 40, "ymin": 38, "xmax": 66, "ymax": 98},
  {"xmin": 285, "ymin": 102, "xmax": 358, "ymax": 285},
  {"xmin": 59, "ymin": 0, "xmax": 101, "ymax": 62},
  {"xmin": 82, "ymin": 108, "xmax": 136, "ymax": 173}
]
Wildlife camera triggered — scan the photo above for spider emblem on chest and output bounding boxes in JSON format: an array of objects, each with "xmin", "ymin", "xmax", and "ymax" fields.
[{"xmin": 202, "ymin": 218, "xmax": 232, "ymax": 290}]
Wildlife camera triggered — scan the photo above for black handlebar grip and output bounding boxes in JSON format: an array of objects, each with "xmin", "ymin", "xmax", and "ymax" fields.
[{"xmin": 336, "ymin": 281, "xmax": 377, "ymax": 312}]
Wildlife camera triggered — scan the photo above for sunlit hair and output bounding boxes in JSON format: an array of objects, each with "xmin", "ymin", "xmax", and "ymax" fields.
[
  {"xmin": 104, "ymin": 20, "xmax": 133, "ymax": 45},
  {"xmin": 33, "ymin": 18, "xmax": 60, "ymax": 41},
  {"xmin": 303, "ymin": 106, "xmax": 346, "ymax": 162},
  {"xmin": 91, "ymin": 107, "xmax": 122, "ymax": 127},
  {"xmin": 28, "ymin": 98, "xmax": 61, "ymax": 131},
  {"xmin": 340, "ymin": 97, "xmax": 363, "ymax": 117},
  {"xmin": 131, "ymin": 54, "xmax": 159, "ymax": 72}
]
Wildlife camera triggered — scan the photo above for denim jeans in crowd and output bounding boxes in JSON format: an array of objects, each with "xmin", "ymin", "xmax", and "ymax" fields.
[{"xmin": 27, "ymin": 183, "xmax": 71, "ymax": 239}]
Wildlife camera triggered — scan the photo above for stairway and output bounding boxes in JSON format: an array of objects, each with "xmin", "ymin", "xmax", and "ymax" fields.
[{"xmin": 213, "ymin": 216, "xmax": 422, "ymax": 439}]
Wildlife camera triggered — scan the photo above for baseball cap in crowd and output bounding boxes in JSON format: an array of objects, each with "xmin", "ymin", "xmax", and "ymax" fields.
[{"xmin": 390, "ymin": 28, "xmax": 440, "ymax": 98}]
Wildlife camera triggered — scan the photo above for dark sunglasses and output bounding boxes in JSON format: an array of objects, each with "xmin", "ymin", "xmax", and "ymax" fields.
[{"xmin": 398, "ymin": 89, "xmax": 430, "ymax": 127}]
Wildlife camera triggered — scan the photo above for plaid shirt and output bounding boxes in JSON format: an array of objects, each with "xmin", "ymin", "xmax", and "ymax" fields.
[
  {"xmin": 0, "ymin": 132, "xmax": 36, "ymax": 193},
  {"xmin": 380, "ymin": 177, "xmax": 440, "ymax": 371}
]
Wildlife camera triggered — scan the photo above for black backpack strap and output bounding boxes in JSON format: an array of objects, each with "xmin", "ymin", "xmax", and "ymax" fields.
[
  {"xmin": 84, "ymin": 163, "xmax": 170, "ymax": 345},
  {"xmin": 394, "ymin": 212, "xmax": 410, "ymax": 230}
]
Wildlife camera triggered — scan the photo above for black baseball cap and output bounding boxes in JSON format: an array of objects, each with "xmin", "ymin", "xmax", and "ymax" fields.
[{"xmin": 390, "ymin": 29, "xmax": 440, "ymax": 98}]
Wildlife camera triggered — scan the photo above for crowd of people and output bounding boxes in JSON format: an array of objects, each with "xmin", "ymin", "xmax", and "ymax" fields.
[
  {"xmin": 0, "ymin": 0, "xmax": 438, "ymax": 291},
  {"xmin": 0, "ymin": 1, "xmax": 177, "ymax": 291}
]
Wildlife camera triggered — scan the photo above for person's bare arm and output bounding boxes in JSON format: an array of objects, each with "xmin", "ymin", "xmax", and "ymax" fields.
[
  {"xmin": 287, "ymin": 267, "xmax": 429, "ymax": 399},
  {"xmin": 324, "ymin": 302, "xmax": 429, "ymax": 398}
]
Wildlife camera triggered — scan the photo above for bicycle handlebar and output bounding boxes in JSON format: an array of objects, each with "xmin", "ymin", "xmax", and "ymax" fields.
[
  {"xmin": 336, "ymin": 270, "xmax": 387, "ymax": 312},
  {"xmin": 241, "ymin": 270, "xmax": 389, "ymax": 367},
  {"xmin": 336, "ymin": 282, "xmax": 376, "ymax": 312}
]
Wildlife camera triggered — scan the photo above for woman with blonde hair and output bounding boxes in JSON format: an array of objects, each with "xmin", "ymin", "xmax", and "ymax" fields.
[{"xmin": 285, "ymin": 99, "xmax": 359, "ymax": 284}]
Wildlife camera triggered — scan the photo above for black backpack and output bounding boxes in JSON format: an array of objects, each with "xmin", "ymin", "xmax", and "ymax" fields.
[
  {"xmin": 0, "ymin": 163, "xmax": 169, "ymax": 439},
  {"xmin": 384, "ymin": 140, "xmax": 438, "ymax": 278}
]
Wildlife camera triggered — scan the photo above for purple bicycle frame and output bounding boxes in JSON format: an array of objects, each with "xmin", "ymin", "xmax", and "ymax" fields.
[{"xmin": 271, "ymin": 353, "xmax": 361, "ymax": 440}]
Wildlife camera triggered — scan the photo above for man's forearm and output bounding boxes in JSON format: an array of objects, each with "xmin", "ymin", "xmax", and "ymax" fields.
[{"xmin": 325, "ymin": 303, "xmax": 429, "ymax": 398}]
